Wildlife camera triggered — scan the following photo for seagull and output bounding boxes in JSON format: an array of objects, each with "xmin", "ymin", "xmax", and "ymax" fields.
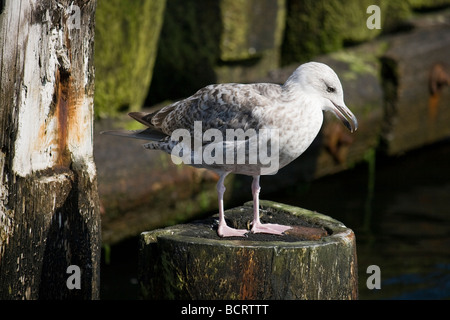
[{"xmin": 101, "ymin": 62, "xmax": 358, "ymax": 237}]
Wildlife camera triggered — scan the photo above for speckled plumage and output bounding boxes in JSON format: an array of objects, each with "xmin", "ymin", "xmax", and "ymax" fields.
[
  {"xmin": 135, "ymin": 82, "xmax": 305, "ymax": 175},
  {"xmin": 102, "ymin": 62, "xmax": 358, "ymax": 237}
]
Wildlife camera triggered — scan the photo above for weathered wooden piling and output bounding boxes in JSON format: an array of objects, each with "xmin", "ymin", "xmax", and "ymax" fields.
[
  {"xmin": 138, "ymin": 200, "xmax": 358, "ymax": 300},
  {"xmin": 0, "ymin": 0, "xmax": 100, "ymax": 299},
  {"xmin": 380, "ymin": 24, "xmax": 450, "ymax": 155}
]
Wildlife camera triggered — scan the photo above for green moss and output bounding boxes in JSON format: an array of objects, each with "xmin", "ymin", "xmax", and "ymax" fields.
[
  {"xmin": 282, "ymin": 0, "xmax": 412, "ymax": 65},
  {"xmin": 219, "ymin": 0, "xmax": 286, "ymax": 62},
  {"xmin": 220, "ymin": 0, "xmax": 251, "ymax": 60},
  {"xmin": 160, "ymin": 250, "xmax": 184, "ymax": 299},
  {"xmin": 94, "ymin": 0, "xmax": 166, "ymax": 117},
  {"xmin": 123, "ymin": 120, "xmax": 145, "ymax": 131},
  {"xmin": 330, "ymin": 51, "xmax": 378, "ymax": 81},
  {"xmin": 146, "ymin": 0, "xmax": 222, "ymax": 105},
  {"xmin": 198, "ymin": 190, "xmax": 212, "ymax": 211},
  {"xmin": 158, "ymin": 153, "xmax": 171, "ymax": 170},
  {"xmin": 250, "ymin": 200, "xmax": 346, "ymax": 226},
  {"xmin": 148, "ymin": 0, "xmax": 286, "ymax": 104},
  {"xmin": 408, "ymin": 0, "xmax": 450, "ymax": 10}
]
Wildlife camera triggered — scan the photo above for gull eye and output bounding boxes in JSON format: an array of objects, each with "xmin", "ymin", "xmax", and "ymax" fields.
[{"xmin": 326, "ymin": 85, "xmax": 336, "ymax": 93}]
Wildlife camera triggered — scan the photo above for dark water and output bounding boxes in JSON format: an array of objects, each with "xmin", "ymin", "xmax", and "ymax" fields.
[
  {"xmin": 100, "ymin": 140, "xmax": 450, "ymax": 300},
  {"xmin": 273, "ymin": 140, "xmax": 450, "ymax": 300}
]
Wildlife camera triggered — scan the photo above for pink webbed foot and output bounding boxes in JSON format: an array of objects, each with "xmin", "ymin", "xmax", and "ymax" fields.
[
  {"xmin": 251, "ymin": 222, "xmax": 292, "ymax": 235},
  {"xmin": 217, "ymin": 224, "xmax": 248, "ymax": 238},
  {"xmin": 249, "ymin": 176, "xmax": 291, "ymax": 235},
  {"xmin": 216, "ymin": 171, "xmax": 248, "ymax": 238}
]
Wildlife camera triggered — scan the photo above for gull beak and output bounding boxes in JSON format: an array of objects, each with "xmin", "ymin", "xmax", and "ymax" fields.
[{"xmin": 331, "ymin": 102, "xmax": 358, "ymax": 133}]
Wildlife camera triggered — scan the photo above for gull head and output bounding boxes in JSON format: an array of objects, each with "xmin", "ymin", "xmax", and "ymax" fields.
[{"xmin": 286, "ymin": 62, "xmax": 358, "ymax": 133}]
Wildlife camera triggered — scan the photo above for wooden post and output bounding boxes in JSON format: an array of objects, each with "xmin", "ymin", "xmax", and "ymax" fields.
[
  {"xmin": 139, "ymin": 200, "xmax": 358, "ymax": 300},
  {"xmin": 0, "ymin": 0, "xmax": 100, "ymax": 299},
  {"xmin": 380, "ymin": 24, "xmax": 450, "ymax": 155}
]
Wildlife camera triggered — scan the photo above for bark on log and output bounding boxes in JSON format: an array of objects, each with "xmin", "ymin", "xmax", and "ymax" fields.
[
  {"xmin": 0, "ymin": 0, "xmax": 100, "ymax": 299},
  {"xmin": 138, "ymin": 200, "xmax": 358, "ymax": 300}
]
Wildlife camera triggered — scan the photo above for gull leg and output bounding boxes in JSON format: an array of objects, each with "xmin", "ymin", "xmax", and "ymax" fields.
[
  {"xmin": 217, "ymin": 172, "xmax": 248, "ymax": 237},
  {"xmin": 250, "ymin": 175, "xmax": 291, "ymax": 235}
]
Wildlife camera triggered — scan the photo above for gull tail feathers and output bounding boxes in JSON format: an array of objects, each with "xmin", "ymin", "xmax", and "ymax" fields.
[{"xmin": 128, "ymin": 111, "xmax": 158, "ymax": 127}]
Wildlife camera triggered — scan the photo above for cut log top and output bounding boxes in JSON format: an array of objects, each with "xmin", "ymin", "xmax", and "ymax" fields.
[
  {"xmin": 142, "ymin": 200, "xmax": 349, "ymax": 244},
  {"xmin": 139, "ymin": 200, "xmax": 358, "ymax": 300}
]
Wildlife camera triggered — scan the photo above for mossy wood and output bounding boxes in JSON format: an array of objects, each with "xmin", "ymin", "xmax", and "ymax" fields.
[
  {"xmin": 138, "ymin": 200, "xmax": 358, "ymax": 300},
  {"xmin": 94, "ymin": 0, "xmax": 166, "ymax": 117},
  {"xmin": 148, "ymin": 0, "xmax": 286, "ymax": 106},
  {"xmin": 380, "ymin": 24, "xmax": 450, "ymax": 155}
]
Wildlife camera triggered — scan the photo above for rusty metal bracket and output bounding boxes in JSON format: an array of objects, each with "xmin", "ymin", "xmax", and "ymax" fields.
[{"xmin": 428, "ymin": 63, "xmax": 449, "ymax": 120}]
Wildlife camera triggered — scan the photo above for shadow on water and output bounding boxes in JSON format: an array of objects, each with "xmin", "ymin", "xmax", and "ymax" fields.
[{"xmin": 100, "ymin": 139, "xmax": 450, "ymax": 300}]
